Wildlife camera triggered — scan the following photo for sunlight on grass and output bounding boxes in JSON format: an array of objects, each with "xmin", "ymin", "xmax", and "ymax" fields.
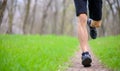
[
  {"xmin": 89, "ymin": 35, "xmax": 120, "ymax": 71},
  {"xmin": 0, "ymin": 35, "xmax": 79, "ymax": 71}
]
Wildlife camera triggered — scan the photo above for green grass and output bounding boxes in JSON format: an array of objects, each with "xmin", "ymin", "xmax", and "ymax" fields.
[
  {"xmin": 89, "ymin": 35, "xmax": 120, "ymax": 71},
  {"xmin": 0, "ymin": 35, "xmax": 79, "ymax": 71}
]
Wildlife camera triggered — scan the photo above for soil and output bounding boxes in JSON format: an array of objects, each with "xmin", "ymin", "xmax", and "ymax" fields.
[{"xmin": 66, "ymin": 48, "xmax": 112, "ymax": 71}]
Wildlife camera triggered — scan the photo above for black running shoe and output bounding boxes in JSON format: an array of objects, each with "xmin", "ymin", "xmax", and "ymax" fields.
[
  {"xmin": 87, "ymin": 19, "xmax": 97, "ymax": 39},
  {"xmin": 82, "ymin": 52, "xmax": 92, "ymax": 67}
]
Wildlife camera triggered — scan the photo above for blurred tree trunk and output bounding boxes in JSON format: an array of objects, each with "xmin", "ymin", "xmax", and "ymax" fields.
[
  {"xmin": 116, "ymin": 0, "xmax": 120, "ymax": 19},
  {"xmin": 106, "ymin": 0, "xmax": 120, "ymax": 35},
  {"xmin": 23, "ymin": 0, "xmax": 31, "ymax": 34},
  {"xmin": 0, "ymin": 0, "xmax": 7, "ymax": 25},
  {"xmin": 7, "ymin": 0, "xmax": 14, "ymax": 33},
  {"xmin": 0, "ymin": 0, "xmax": 119, "ymax": 36},
  {"xmin": 40, "ymin": 0, "xmax": 52, "ymax": 34},
  {"xmin": 106, "ymin": 0, "xmax": 114, "ymax": 15},
  {"xmin": 116, "ymin": 0, "xmax": 120, "ymax": 33},
  {"xmin": 61, "ymin": 0, "xmax": 66, "ymax": 34},
  {"xmin": 52, "ymin": 0, "xmax": 58, "ymax": 34},
  {"xmin": 30, "ymin": 0, "xmax": 37, "ymax": 34}
]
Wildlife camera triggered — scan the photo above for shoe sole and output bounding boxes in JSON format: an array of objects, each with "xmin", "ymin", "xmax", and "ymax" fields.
[{"xmin": 82, "ymin": 57, "xmax": 92, "ymax": 67}]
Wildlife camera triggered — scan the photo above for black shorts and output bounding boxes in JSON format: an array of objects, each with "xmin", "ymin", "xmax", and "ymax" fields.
[{"xmin": 74, "ymin": 0, "xmax": 102, "ymax": 21}]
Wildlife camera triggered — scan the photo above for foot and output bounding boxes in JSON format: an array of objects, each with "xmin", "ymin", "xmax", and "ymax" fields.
[
  {"xmin": 82, "ymin": 52, "xmax": 92, "ymax": 67},
  {"xmin": 87, "ymin": 19, "xmax": 97, "ymax": 39}
]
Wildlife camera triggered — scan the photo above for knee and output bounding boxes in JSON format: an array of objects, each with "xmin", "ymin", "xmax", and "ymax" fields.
[{"xmin": 79, "ymin": 14, "xmax": 87, "ymax": 24}]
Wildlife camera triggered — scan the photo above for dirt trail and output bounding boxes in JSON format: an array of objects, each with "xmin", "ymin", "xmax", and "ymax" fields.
[{"xmin": 66, "ymin": 48, "xmax": 111, "ymax": 71}]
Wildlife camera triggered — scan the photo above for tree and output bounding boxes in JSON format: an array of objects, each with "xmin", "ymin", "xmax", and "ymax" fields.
[
  {"xmin": 0, "ymin": 0, "xmax": 7, "ymax": 25},
  {"xmin": 23, "ymin": 0, "xmax": 31, "ymax": 34}
]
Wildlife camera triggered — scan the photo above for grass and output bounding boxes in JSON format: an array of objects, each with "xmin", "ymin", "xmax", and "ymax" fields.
[
  {"xmin": 89, "ymin": 35, "xmax": 120, "ymax": 71},
  {"xmin": 0, "ymin": 35, "xmax": 79, "ymax": 71}
]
